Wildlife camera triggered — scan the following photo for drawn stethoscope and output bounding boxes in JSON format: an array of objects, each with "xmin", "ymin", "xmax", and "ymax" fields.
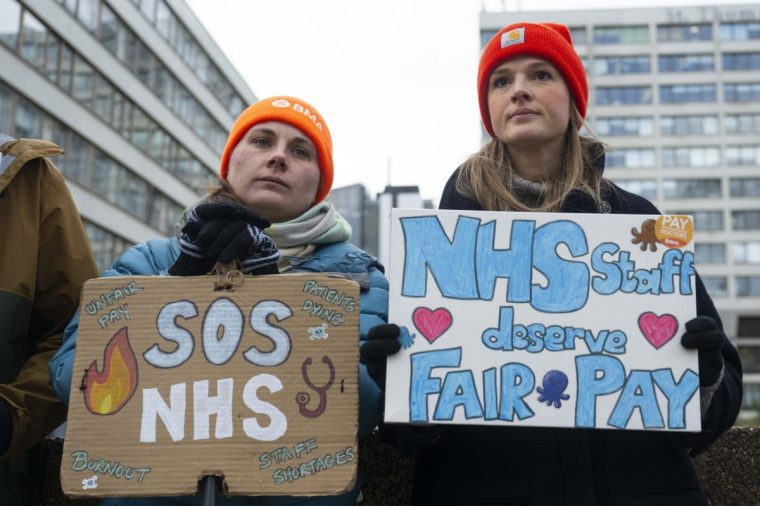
[{"xmin": 296, "ymin": 356, "xmax": 335, "ymax": 418}]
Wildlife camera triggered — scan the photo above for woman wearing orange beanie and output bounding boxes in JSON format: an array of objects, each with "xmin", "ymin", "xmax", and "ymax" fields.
[
  {"xmin": 361, "ymin": 23, "xmax": 742, "ymax": 505},
  {"xmin": 50, "ymin": 96, "xmax": 388, "ymax": 506}
]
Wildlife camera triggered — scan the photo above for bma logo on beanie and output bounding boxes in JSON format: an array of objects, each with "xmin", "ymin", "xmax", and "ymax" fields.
[
  {"xmin": 293, "ymin": 103, "xmax": 323, "ymax": 132},
  {"xmin": 501, "ymin": 27, "xmax": 525, "ymax": 48},
  {"xmin": 270, "ymin": 98, "xmax": 324, "ymax": 132}
]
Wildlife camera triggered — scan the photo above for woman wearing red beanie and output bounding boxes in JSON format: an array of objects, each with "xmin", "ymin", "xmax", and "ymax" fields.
[
  {"xmin": 50, "ymin": 96, "xmax": 388, "ymax": 506},
  {"xmin": 361, "ymin": 23, "xmax": 742, "ymax": 505}
]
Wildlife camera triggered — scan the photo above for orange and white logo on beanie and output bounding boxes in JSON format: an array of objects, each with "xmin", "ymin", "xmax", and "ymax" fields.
[
  {"xmin": 500, "ymin": 27, "xmax": 525, "ymax": 47},
  {"xmin": 220, "ymin": 96, "xmax": 334, "ymax": 204}
]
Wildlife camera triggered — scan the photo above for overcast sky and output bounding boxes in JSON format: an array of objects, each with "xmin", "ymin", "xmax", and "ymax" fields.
[{"xmin": 186, "ymin": 0, "xmax": 757, "ymax": 203}]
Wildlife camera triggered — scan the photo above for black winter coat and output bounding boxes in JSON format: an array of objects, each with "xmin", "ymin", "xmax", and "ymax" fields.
[{"xmin": 403, "ymin": 167, "xmax": 743, "ymax": 506}]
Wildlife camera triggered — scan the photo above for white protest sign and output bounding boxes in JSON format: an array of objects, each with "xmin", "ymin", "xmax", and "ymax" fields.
[{"xmin": 385, "ymin": 209, "xmax": 701, "ymax": 432}]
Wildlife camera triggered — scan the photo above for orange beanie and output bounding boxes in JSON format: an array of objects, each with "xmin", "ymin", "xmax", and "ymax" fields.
[{"xmin": 220, "ymin": 96, "xmax": 334, "ymax": 204}]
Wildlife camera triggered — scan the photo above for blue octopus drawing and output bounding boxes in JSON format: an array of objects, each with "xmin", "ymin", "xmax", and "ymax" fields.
[
  {"xmin": 398, "ymin": 326, "xmax": 416, "ymax": 349},
  {"xmin": 537, "ymin": 370, "xmax": 570, "ymax": 408}
]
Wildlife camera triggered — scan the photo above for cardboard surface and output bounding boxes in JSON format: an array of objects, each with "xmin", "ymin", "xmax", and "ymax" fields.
[
  {"xmin": 62, "ymin": 273, "xmax": 360, "ymax": 498},
  {"xmin": 385, "ymin": 209, "xmax": 701, "ymax": 432}
]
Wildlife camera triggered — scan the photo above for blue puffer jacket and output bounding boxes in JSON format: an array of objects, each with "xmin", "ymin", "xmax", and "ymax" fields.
[{"xmin": 49, "ymin": 237, "xmax": 388, "ymax": 506}]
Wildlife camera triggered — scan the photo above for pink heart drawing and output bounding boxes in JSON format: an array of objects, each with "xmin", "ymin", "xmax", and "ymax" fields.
[
  {"xmin": 412, "ymin": 307, "xmax": 453, "ymax": 344},
  {"xmin": 638, "ymin": 312, "xmax": 679, "ymax": 349}
]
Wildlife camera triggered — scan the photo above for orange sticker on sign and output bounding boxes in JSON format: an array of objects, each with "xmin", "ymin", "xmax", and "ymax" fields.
[{"xmin": 655, "ymin": 215, "xmax": 693, "ymax": 248}]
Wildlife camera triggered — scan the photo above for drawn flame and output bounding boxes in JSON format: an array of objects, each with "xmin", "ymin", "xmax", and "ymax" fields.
[{"xmin": 83, "ymin": 327, "xmax": 138, "ymax": 415}]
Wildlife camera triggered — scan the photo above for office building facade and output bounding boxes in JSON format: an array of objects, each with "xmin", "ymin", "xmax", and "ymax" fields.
[
  {"xmin": 0, "ymin": 0, "xmax": 255, "ymax": 270},
  {"xmin": 481, "ymin": 4, "xmax": 760, "ymax": 410}
]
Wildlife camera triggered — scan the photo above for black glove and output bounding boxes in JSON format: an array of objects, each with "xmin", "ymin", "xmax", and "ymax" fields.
[
  {"xmin": 360, "ymin": 324, "xmax": 402, "ymax": 391},
  {"xmin": 681, "ymin": 316, "xmax": 725, "ymax": 387},
  {"xmin": 170, "ymin": 201, "xmax": 279, "ymax": 276}
]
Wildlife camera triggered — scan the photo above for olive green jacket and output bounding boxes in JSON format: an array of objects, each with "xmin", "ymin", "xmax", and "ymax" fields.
[{"xmin": 0, "ymin": 137, "xmax": 97, "ymax": 458}]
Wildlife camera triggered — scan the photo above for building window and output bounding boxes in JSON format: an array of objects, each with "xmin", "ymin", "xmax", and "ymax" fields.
[
  {"xmin": 744, "ymin": 383, "xmax": 760, "ymax": 410},
  {"xmin": 660, "ymin": 84, "xmax": 716, "ymax": 103},
  {"xmin": 702, "ymin": 276, "xmax": 728, "ymax": 298},
  {"xmin": 694, "ymin": 243, "xmax": 725, "ymax": 264},
  {"xmin": 723, "ymin": 52, "xmax": 760, "ymax": 71},
  {"xmin": 129, "ymin": 107, "xmax": 150, "ymax": 150},
  {"xmin": 58, "ymin": 43, "xmax": 73, "ymax": 92},
  {"xmin": 663, "ymin": 179, "xmax": 721, "ymax": 199},
  {"xmin": 93, "ymin": 74, "xmax": 113, "ymax": 123},
  {"xmin": 661, "ymin": 146, "xmax": 721, "ymax": 168},
  {"xmin": 14, "ymin": 94, "xmax": 39, "ymax": 138},
  {"xmin": 99, "ymin": 4, "xmax": 128, "ymax": 60},
  {"xmin": 594, "ymin": 25, "xmax": 649, "ymax": 44},
  {"xmin": 91, "ymin": 148, "xmax": 119, "ymax": 205},
  {"xmin": 606, "ymin": 148, "xmax": 656, "ymax": 168},
  {"xmin": 137, "ymin": 0, "xmax": 158, "ymax": 22},
  {"xmin": 150, "ymin": 193, "xmax": 180, "ymax": 236},
  {"xmin": 724, "ymin": 82, "xmax": 760, "ymax": 102},
  {"xmin": 0, "ymin": 82, "xmax": 12, "ymax": 132},
  {"xmin": 593, "ymin": 55, "xmax": 650, "ymax": 75},
  {"xmin": 737, "ymin": 276, "xmax": 760, "ymax": 297},
  {"xmin": 725, "ymin": 113, "xmax": 760, "ymax": 135},
  {"xmin": 120, "ymin": 168, "xmax": 149, "ymax": 221},
  {"xmin": 739, "ymin": 317, "xmax": 760, "ymax": 338},
  {"xmin": 43, "ymin": 31, "xmax": 61, "ymax": 82},
  {"xmin": 726, "ymin": 145, "xmax": 760, "ymax": 167},
  {"xmin": 665, "ymin": 210, "xmax": 724, "ymax": 231},
  {"xmin": 720, "ymin": 22, "xmax": 760, "ymax": 41},
  {"xmin": 660, "ymin": 115, "xmax": 718, "ymax": 136},
  {"xmin": 77, "ymin": 0, "xmax": 100, "ymax": 33},
  {"xmin": 63, "ymin": 131, "xmax": 91, "ymax": 185},
  {"xmin": 0, "ymin": 0, "xmax": 22, "ymax": 50},
  {"xmin": 612, "ymin": 179, "xmax": 657, "ymax": 199},
  {"xmin": 657, "ymin": 23, "xmax": 712, "ymax": 42},
  {"xmin": 481, "ymin": 29, "xmax": 497, "ymax": 48},
  {"xmin": 738, "ymin": 347, "xmax": 760, "ymax": 378},
  {"xmin": 723, "ymin": 52, "xmax": 760, "ymax": 70},
  {"xmin": 71, "ymin": 54, "xmax": 94, "ymax": 110},
  {"xmin": 595, "ymin": 117, "xmax": 653, "ymax": 136},
  {"xmin": 733, "ymin": 242, "xmax": 760, "ymax": 264},
  {"xmin": 570, "ymin": 26, "xmax": 587, "ymax": 45},
  {"xmin": 84, "ymin": 221, "xmax": 133, "ymax": 272},
  {"xmin": 19, "ymin": 9, "xmax": 47, "ymax": 72},
  {"xmin": 733, "ymin": 210, "xmax": 760, "ymax": 230},
  {"xmin": 731, "ymin": 178, "xmax": 760, "ymax": 197},
  {"xmin": 129, "ymin": 36, "xmax": 155, "ymax": 86},
  {"xmin": 596, "ymin": 86, "xmax": 652, "ymax": 105},
  {"xmin": 658, "ymin": 54, "xmax": 714, "ymax": 72}
]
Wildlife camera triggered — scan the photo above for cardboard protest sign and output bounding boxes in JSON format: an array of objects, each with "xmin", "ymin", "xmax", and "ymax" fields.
[
  {"xmin": 385, "ymin": 209, "xmax": 701, "ymax": 432},
  {"xmin": 62, "ymin": 273, "xmax": 360, "ymax": 498}
]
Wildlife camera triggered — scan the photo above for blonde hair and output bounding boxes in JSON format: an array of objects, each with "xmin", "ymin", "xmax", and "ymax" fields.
[
  {"xmin": 207, "ymin": 178, "xmax": 244, "ymax": 204},
  {"xmin": 456, "ymin": 106, "xmax": 607, "ymax": 212}
]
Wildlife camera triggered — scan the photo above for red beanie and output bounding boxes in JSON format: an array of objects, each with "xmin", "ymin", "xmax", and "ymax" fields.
[
  {"xmin": 220, "ymin": 96, "xmax": 334, "ymax": 204},
  {"xmin": 478, "ymin": 23, "xmax": 588, "ymax": 137}
]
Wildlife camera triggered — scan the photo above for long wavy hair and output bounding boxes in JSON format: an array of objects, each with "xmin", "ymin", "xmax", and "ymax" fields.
[{"xmin": 456, "ymin": 105, "xmax": 607, "ymax": 212}]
